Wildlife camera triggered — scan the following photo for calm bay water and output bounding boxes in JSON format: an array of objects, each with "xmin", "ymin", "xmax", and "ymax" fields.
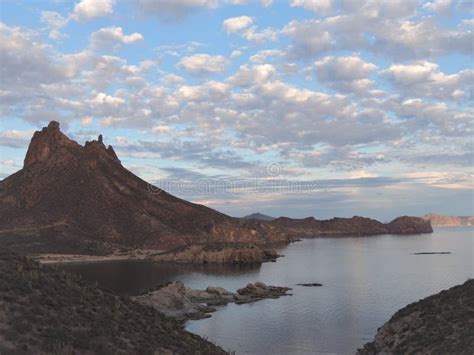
[{"xmin": 61, "ymin": 227, "xmax": 474, "ymax": 354}]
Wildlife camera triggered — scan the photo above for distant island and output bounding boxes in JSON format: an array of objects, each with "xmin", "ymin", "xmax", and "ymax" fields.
[{"xmin": 423, "ymin": 213, "xmax": 474, "ymax": 227}]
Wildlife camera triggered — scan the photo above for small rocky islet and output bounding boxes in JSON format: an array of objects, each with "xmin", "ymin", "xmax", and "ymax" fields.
[{"xmin": 133, "ymin": 281, "xmax": 292, "ymax": 322}]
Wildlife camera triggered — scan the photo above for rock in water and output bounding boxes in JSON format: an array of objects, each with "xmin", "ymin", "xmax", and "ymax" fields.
[{"xmin": 357, "ymin": 280, "xmax": 474, "ymax": 354}]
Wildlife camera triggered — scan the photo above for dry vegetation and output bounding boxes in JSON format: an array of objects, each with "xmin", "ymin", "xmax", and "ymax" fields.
[{"xmin": 0, "ymin": 252, "xmax": 225, "ymax": 354}]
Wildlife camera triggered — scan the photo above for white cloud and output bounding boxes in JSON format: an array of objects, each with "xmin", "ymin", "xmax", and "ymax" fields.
[
  {"xmin": 290, "ymin": 0, "xmax": 332, "ymax": 13},
  {"xmin": 136, "ymin": 0, "xmax": 218, "ymax": 21},
  {"xmin": 230, "ymin": 50, "xmax": 243, "ymax": 58},
  {"xmin": 177, "ymin": 53, "xmax": 228, "ymax": 76},
  {"xmin": 90, "ymin": 92, "xmax": 125, "ymax": 107},
  {"xmin": 228, "ymin": 64, "xmax": 276, "ymax": 86},
  {"xmin": 283, "ymin": 20, "xmax": 332, "ymax": 57},
  {"xmin": 175, "ymin": 81, "xmax": 230, "ymax": 101},
  {"xmin": 223, "ymin": 16, "xmax": 277, "ymax": 43},
  {"xmin": 0, "ymin": 129, "xmax": 34, "ymax": 148},
  {"xmin": 423, "ymin": 0, "xmax": 452, "ymax": 15},
  {"xmin": 90, "ymin": 27, "xmax": 144, "ymax": 50},
  {"xmin": 381, "ymin": 61, "xmax": 473, "ymax": 101},
  {"xmin": 249, "ymin": 49, "xmax": 283, "ymax": 63},
  {"xmin": 223, "ymin": 16, "xmax": 253, "ymax": 33},
  {"xmin": 161, "ymin": 73, "xmax": 185, "ymax": 86},
  {"xmin": 315, "ymin": 55, "xmax": 376, "ymax": 81},
  {"xmin": 241, "ymin": 26, "xmax": 278, "ymax": 42},
  {"xmin": 40, "ymin": 11, "xmax": 68, "ymax": 40},
  {"xmin": 313, "ymin": 55, "xmax": 378, "ymax": 95},
  {"xmin": 72, "ymin": 0, "xmax": 115, "ymax": 21},
  {"xmin": 81, "ymin": 115, "xmax": 93, "ymax": 126}
]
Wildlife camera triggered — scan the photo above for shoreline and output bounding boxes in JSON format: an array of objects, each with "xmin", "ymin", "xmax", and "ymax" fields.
[{"xmin": 33, "ymin": 250, "xmax": 167, "ymax": 264}]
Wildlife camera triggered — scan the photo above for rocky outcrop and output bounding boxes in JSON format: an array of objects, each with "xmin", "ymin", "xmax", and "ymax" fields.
[
  {"xmin": 134, "ymin": 281, "xmax": 292, "ymax": 322},
  {"xmin": 270, "ymin": 215, "xmax": 432, "ymax": 236},
  {"xmin": 0, "ymin": 121, "xmax": 291, "ymax": 254},
  {"xmin": 423, "ymin": 213, "xmax": 474, "ymax": 227},
  {"xmin": 0, "ymin": 253, "xmax": 225, "ymax": 354},
  {"xmin": 386, "ymin": 216, "xmax": 433, "ymax": 234},
  {"xmin": 357, "ymin": 280, "xmax": 474, "ymax": 354},
  {"xmin": 152, "ymin": 243, "xmax": 281, "ymax": 264}
]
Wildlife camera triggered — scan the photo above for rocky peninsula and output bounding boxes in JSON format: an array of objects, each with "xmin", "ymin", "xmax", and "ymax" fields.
[
  {"xmin": 357, "ymin": 279, "xmax": 474, "ymax": 354},
  {"xmin": 133, "ymin": 281, "xmax": 292, "ymax": 322},
  {"xmin": 151, "ymin": 243, "xmax": 281, "ymax": 264}
]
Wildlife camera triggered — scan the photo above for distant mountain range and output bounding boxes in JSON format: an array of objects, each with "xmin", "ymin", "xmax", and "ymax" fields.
[
  {"xmin": 242, "ymin": 213, "xmax": 275, "ymax": 221},
  {"xmin": 423, "ymin": 214, "xmax": 474, "ymax": 227},
  {"xmin": 243, "ymin": 213, "xmax": 433, "ymax": 236}
]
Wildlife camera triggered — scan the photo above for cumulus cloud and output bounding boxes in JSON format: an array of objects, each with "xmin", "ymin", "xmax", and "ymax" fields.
[
  {"xmin": 314, "ymin": 55, "xmax": 378, "ymax": 94},
  {"xmin": 223, "ymin": 16, "xmax": 253, "ymax": 33},
  {"xmin": 423, "ymin": 0, "xmax": 452, "ymax": 15},
  {"xmin": 90, "ymin": 27, "xmax": 144, "ymax": 50},
  {"xmin": 228, "ymin": 64, "xmax": 276, "ymax": 86},
  {"xmin": 282, "ymin": 1, "xmax": 471, "ymax": 60},
  {"xmin": 0, "ymin": 129, "xmax": 34, "ymax": 148},
  {"xmin": 283, "ymin": 20, "xmax": 332, "ymax": 58},
  {"xmin": 177, "ymin": 53, "xmax": 228, "ymax": 76},
  {"xmin": 290, "ymin": 0, "xmax": 332, "ymax": 13},
  {"xmin": 40, "ymin": 11, "xmax": 69, "ymax": 40},
  {"xmin": 381, "ymin": 61, "xmax": 473, "ymax": 101},
  {"xmin": 230, "ymin": 50, "xmax": 243, "ymax": 58},
  {"xmin": 0, "ymin": 23, "xmax": 65, "ymax": 96},
  {"xmin": 223, "ymin": 16, "xmax": 277, "ymax": 42},
  {"xmin": 71, "ymin": 0, "xmax": 115, "ymax": 21}
]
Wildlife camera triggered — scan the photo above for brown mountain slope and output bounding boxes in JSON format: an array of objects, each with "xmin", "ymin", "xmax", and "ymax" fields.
[{"xmin": 0, "ymin": 121, "xmax": 290, "ymax": 254}]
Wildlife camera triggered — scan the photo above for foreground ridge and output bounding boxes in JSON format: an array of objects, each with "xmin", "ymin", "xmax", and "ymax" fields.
[
  {"xmin": 357, "ymin": 279, "xmax": 474, "ymax": 354},
  {"xmin": 0, "ymin": 253, "xmax": 225, "ymax": 354}
]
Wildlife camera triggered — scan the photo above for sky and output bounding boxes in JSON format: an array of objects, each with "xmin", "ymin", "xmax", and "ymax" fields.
[{"xmin": 0, "ymin": 0, "xmax": 473, "ymax": 220}]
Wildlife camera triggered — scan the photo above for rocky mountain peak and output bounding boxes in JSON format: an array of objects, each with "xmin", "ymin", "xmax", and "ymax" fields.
[
  {"xmin": 23, "ymin": 121, "xmax": 120, "ymax": 168},
  {"xmin": 23, "ymin": 121, "xmax": 81, "ymax": 168}
]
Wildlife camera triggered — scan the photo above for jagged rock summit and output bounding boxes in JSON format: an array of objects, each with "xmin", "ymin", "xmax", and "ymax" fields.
[
  {"xmin": 0, "ymin": 121, "xmax": 289, "ymax": 254},
  {"xmin": 24, "ymin": 121, "xmax": 120, "ymax": 168}
]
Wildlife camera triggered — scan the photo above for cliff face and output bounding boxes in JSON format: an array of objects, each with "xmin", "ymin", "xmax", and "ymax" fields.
[
  {"xmin": 0, "ymin": 121, "xmax": 290, "ymax": 253},
  {"xmin": 357, "ymin": 280, "xmax": 474, "ymax": 354},
  {"xmin": 270, "ymin": 215, "xmax": 432, "ymax": 236},
  {"xmin": 423, "ymin": 213, "xmax": 474, "ymax": 227}
]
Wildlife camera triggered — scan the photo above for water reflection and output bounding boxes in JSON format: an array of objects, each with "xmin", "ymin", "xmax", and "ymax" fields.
[
  {"xmin": 60, "ymin": 259, "xmax": 261, "ymax": 295},
  {"xmin": 58, "ymin": 227, "xmax": 474, "ymax": 354}
]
